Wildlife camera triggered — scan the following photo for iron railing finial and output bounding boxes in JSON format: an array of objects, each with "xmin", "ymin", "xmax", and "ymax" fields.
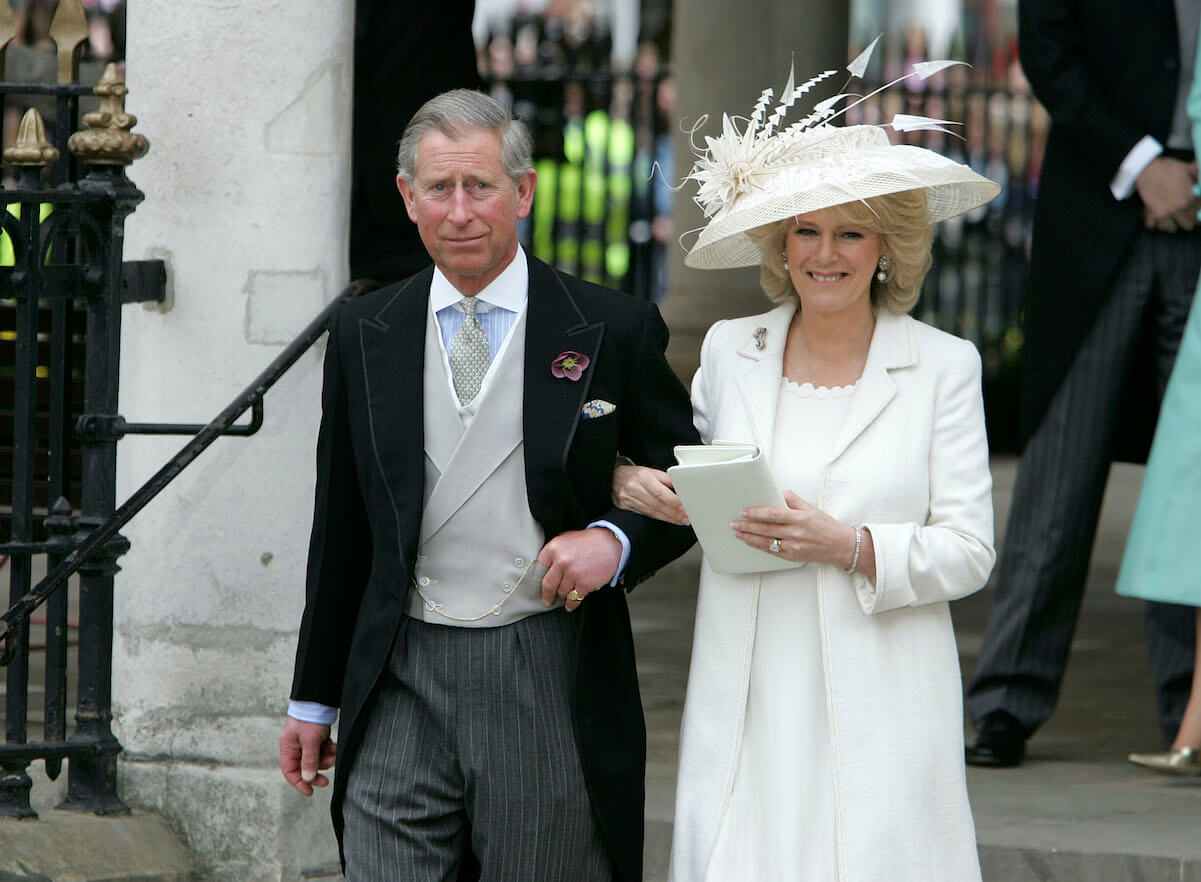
[
  {"xmin": 4, "ymin": 107, "xmax": 60, "ymax": 167},
  {"xmin": 68, "ymin": 63, "xmax": 149, "ymax": 167}
]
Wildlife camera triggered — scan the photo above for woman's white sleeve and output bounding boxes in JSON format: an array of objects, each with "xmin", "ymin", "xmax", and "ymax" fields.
[{"xmin": 854, "ymin": 340, "xmax": 996, "ymax": 614}]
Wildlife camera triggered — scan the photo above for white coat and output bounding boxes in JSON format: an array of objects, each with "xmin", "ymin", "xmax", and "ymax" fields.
[{"xmin": 669, "ymin": 301, "xmax": 995, "ymax": 882}]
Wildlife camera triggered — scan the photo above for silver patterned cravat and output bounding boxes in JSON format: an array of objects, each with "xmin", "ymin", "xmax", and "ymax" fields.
[{"xmin": 448, "ymin": 296, "xmax": 490, "ymax": 405}]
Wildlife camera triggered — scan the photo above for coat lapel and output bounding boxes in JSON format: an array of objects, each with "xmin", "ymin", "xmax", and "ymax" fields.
[
  {"xmin": 522, "ymin": 257, "xmax": 604, "ymax": 531},
  {"xmin": 357, "ymin": 268, "xmax": 432, "ymax": 543},
  {"xmin": 826, "ymin": 310, "xmax": 915, "ymax": 464},
  {"xmin": 734, "ymin": 302, "xmax": 795, "ymax": 463}
]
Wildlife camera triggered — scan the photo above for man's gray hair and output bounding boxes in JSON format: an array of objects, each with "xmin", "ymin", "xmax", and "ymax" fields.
[{"xmin": 396, "ymin": 89, "xmax": 533, "ymax": 187}]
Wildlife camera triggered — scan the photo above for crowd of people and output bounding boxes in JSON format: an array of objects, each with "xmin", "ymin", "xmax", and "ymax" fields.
[{"xmin": 475, "ymin": 10, "xmax": 676, "ymax": 302}]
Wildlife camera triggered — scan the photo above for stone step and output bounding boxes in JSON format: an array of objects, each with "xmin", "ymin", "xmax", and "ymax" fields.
[{"xmin": 0, "ymin": 810, "xmax": 194, "ymax": 881}]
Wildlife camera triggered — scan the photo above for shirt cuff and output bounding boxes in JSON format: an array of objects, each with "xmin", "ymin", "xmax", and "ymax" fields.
[
  {"xmin": 587, "ymin": 520, "xmax": 631, "ymax": 587},
  {"xmin": 1111, "ymin": 135, "xmax": 1163, "ymax": 200},
  {"xmin": 287, "ymin": 700, "xmax": 338, "ymax": 726}
]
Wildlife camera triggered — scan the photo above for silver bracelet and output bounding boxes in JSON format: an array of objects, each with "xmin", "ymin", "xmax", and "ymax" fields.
[{"xmin": 844, "ymin": 527, "xmax": 863, "ymax": 574}]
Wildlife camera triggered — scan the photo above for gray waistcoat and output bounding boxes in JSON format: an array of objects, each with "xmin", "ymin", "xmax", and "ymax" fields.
[{"xmin": 406, "ymin": 306, "xmax": 557, "ymax": 626}]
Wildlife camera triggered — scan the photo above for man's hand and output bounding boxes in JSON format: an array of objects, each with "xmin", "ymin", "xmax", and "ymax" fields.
[
  {"xmin": 1143, "ymin": 200, "xmax": 1201, "ymax": 233},
  {"xmin": 280, "ymin": 716, "xmax": 336, "ymax": 796},
  {"xmin": 538, "ymin": 528, "xmax": 623, "ymax": 612},
  {"xmin": 1137, "ymin": 157, "xmax": 1198, "ymax": 227}
]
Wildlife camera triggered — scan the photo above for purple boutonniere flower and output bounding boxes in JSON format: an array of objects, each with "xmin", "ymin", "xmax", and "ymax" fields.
[{"xmin": 551, "ymin": 350, "xmax": 590, "ymax": 381}]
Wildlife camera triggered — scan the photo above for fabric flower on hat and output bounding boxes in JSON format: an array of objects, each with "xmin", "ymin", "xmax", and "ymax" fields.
[{"xmin": 551, "ymin": 351, "xmax": 590, "ymax": 381}]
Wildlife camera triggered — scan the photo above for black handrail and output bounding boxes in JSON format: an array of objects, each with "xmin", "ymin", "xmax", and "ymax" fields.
[{"xmin": 0, "ymin": 277, "xmax": 380, "ymax": 664}]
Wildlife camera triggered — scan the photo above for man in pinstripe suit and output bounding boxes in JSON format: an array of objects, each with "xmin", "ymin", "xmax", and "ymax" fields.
[
  {"xmin": 278, "ymin": 90, "xmax": 698, "ymax": 880},
  {"xmin": 966, "ymin": 0, "xmax": 1201, "ymax": 767}
]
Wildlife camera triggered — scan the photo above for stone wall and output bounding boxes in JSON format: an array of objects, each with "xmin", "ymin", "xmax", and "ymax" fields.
[{"xmin": 115, "ymin": 2, "xmax": 354, "ymax": 878}]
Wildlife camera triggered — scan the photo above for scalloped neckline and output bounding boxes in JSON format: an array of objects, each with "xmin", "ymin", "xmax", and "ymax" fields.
[{"xmin": 780, "ymin": 376, "xmax": 859, "ymax": 398}]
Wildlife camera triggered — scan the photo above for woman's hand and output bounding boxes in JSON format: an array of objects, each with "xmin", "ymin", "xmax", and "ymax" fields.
[
  {"xmin": 734, "ymin": 490, "xmax": 874, "ymax": 578},
  {"xmin": 611, "ymin": 465, "xmax": 690, "ymax": 525}
]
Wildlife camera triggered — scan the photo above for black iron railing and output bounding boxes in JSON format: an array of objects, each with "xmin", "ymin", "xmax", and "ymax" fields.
[
  {"xmin": 0, "ymin": 4, "xmax": 142, "ymax": 813},
  {"xmin": 0, "ymin": 0, "xmax": 378, "ymax": 820},
  {"xmin": 0, "ymin": 144, "xmax": 376, "ymax": 813},
  {"xmin": 0, "ymin": 277, "xmax": 373, "ymax": 818},
  {"xmin": 0, "ymin": 160, "xmax": 138, "ymax": 816}
]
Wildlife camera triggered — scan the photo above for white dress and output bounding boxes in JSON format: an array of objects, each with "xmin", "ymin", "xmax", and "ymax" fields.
[{"xmin": 703, "ymin": 377, "xmax": 856, "ymax": 882}]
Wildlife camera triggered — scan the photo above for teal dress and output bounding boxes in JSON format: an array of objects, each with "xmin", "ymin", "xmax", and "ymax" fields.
[
  {"xmin": 1115, "ymin": 26, "xmax": 1201, "ymax": 606},
  {"xmin": 1116, "ymin": 298, "xmax": 1201, "ymax": 605}
]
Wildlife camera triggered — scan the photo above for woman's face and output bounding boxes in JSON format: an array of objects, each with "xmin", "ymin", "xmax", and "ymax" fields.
[{"xmin": 784, "ymin": 208, "xmax": 883, "ymax": 318}]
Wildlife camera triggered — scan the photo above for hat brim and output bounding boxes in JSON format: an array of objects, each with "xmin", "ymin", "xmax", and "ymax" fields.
[{"xmin": 684, "ymin": 146, "xmax": 1001, "ymax": 270}]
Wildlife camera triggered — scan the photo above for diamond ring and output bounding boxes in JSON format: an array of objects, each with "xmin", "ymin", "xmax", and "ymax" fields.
[{"xmin": 768, "ymin": 538, "xmax": 782, "ymax": 553}]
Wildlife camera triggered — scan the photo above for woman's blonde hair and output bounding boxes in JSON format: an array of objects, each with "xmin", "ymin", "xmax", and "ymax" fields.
[{"xmin": 746, "ymin": 189, "xmax": 934, "ymax": 314}]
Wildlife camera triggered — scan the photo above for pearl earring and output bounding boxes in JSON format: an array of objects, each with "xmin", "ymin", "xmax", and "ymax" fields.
[{"xmin": 876, "ymin": 255, "xmax": 890, "ymax": 283}]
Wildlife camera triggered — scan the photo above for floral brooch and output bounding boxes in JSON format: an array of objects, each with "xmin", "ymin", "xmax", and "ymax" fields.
[{"xmin": 552, "ymin": 350, "xmax": 590, "ymax": 381}]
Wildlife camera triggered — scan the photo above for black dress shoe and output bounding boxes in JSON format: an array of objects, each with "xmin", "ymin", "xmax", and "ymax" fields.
[{"xmin": 965, "ymin": 711, "xmax": 1027, "ymax": 767}]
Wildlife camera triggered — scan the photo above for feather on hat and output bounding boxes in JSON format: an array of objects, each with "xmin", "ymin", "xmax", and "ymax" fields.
[{"xmin": 681, "ymin": 41, "xmax": 1001, "ymax": 270}]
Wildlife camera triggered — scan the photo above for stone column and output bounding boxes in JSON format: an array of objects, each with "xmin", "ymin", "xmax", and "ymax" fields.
[
  {"xmin": 665, "ymin": 1, "xmax": 850, "ymax": 379},
  {"xmin": 115, "ymin": 2, "xmax": 354, "ymax": 879}
]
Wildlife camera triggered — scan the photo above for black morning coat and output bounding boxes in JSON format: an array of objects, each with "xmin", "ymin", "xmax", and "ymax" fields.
[
  {"xmin": 290, "ymin": 256, "xmax": 700, "ymax": 882},
  {"xmin": 1017, "ymin": 0, "xmax": 1185, "ymax": 461}
]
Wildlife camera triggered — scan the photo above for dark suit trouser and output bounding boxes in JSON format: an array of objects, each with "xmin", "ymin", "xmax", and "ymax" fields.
[
  {"xmin": 341, "ymin": 609, "xmax": 613, "ymax": 882},
  {"xmin": 967, "ymin": 228, "xmax": 1201, "ymax": 742}
]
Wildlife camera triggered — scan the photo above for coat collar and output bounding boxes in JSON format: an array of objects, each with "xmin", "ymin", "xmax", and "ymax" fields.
[
  {"xmin": 734, "ymin": 302, "xmax": 916, "ymax": 465},
  {"xmin": 826, "ymin": 308, "xmax": 914, "ymax": 463}
]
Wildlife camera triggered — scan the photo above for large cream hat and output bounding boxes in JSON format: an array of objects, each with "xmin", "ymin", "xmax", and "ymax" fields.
[{"xmin": 681, "ymin": 47, "xmax": 1002, "ymax": 270}]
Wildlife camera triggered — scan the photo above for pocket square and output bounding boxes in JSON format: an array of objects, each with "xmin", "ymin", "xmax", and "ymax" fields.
[{"xmin": 581, "ymin": 399, "xmax": 617, "ymax": 420}]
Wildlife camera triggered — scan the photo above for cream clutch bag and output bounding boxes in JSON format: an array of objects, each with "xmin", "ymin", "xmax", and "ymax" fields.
[{"xmin": 667, "ymin": 440, "xmax": 804, "ymax": 575}]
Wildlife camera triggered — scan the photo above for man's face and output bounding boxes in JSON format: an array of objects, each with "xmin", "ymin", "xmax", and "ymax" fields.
[{"xmin": 397, "ymin": 128, "xmax": 536, "ymax": 296}]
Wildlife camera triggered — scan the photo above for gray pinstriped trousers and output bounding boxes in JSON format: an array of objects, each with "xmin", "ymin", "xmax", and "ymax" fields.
[
  {"xmin": 968, "ymin": 228, "xmax": 1201, "ymax": 741},
  {"xmin": 341, "ymin": 609, "xmax": 613, "ymax": 882}
]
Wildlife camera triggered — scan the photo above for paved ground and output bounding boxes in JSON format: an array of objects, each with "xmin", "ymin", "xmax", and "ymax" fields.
[{"xmin": 630, "ymin": 456, "xmax": 1201, "ymax": 882}]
